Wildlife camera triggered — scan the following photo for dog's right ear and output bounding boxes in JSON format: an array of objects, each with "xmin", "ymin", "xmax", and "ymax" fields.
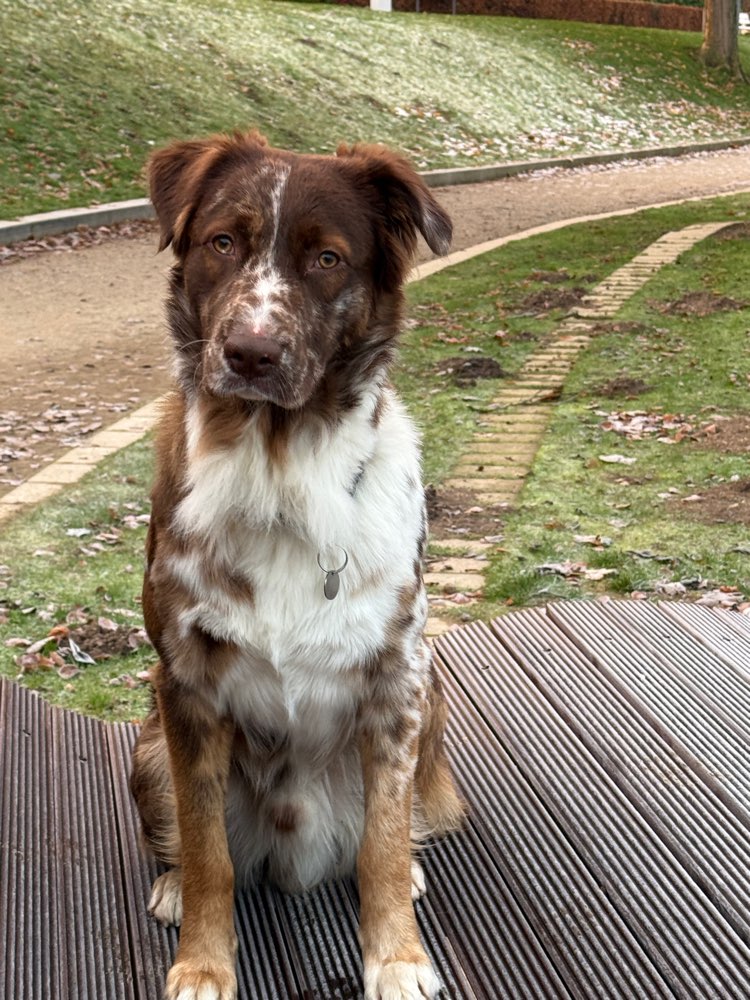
[{"xmin": 148, "ymin": 139, "xmax": 224, "ymax": 254}]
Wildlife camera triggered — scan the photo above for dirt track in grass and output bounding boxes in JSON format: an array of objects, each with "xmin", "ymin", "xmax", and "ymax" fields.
[{"xmin": 2, "ymin": 145, "xmax": 750, "ymax": 494}]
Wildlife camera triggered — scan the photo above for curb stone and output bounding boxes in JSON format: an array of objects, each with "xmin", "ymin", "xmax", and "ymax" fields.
[{"xmin": 3, "ymin": 138, "xmax": 750, "ymax": 244}]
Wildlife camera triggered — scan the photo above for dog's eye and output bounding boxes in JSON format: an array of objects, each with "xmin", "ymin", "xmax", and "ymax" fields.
[
  {"xmin": 211, "ymin": 234, "xmax": 235, "ymax": 256},
  {"xmin": 317, "ymin": 250, "xmax": 340, "ymax": 269}
]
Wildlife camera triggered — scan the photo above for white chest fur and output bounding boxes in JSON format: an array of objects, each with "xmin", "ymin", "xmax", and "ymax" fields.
[{"xmin": 169, "ymin": 387, "xmax": 426, "ymax": 718}]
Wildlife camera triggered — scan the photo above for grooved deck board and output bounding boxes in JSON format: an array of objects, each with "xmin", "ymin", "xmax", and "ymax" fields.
[{"xmin": 3, "ymin": 600, "xmax": 750, "ymax": 998}]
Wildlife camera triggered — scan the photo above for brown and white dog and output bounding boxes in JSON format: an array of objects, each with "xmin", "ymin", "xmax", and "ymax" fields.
[{"xmin": 130, "ymin": 131, "xmax": 464, "ymax": 1000}]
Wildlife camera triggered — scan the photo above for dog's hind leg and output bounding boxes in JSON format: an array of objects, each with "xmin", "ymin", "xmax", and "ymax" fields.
[
  {"xmin": 130, "ymin": 701, "xmax": 181, "ymax": 866},
  {"xmin": 149, "ymin": 867, "xmax": 184, "ymax": 926},
  {"xmin": 130, "ymin": 699, "xmax": 188, "ymax": 930},
  {"xmin": 414, "ymin": 660, "xmax": 465, "ymax": 837}
]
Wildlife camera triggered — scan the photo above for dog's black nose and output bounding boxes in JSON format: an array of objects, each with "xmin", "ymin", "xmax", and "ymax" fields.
[{"xmin": 223, "ymin": 334, "xmax": 282, "ymax": 380}]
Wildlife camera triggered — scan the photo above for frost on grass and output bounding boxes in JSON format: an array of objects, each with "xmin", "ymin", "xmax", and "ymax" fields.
[{"xmin": 4, "ymin": 0, "xmax": 750, "ymax": 216}]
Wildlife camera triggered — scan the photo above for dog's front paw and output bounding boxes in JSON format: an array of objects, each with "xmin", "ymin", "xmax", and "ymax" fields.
[
  {"xmin": 165, "ymin": 960, "xmax": 237, "ymax": 1000},
  {"xmin": 364, "ymin": 958, "xmax": 441, "ymax": 1000}
]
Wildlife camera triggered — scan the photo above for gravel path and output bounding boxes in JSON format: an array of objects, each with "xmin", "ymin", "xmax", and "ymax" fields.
[{"xmin": 1, "ymin": 145, "xmax": 750, "ymax": 491}]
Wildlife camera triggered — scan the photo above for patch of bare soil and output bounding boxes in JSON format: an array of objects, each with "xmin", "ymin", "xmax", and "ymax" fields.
[
  {"xmin": 669, "ymin": 478, "xmax": 750, "ymax": 526},
  {"xmin": 692, "ymin": 415, "xmax": 750, "ymax": 454},
  {"xmin": 591, "ymin": 320, "xmax": 650, "ymax": 336},
  {"xmin": 594, "ymin": 376, "xmax": 651, "ymax": 399},
  {"xmin": 434, "ymin": 355, "xmax": 506, "ymax": 386},
  {"xmin": 528, "ymin": 269, "xmax": 571, "ymax": 284},
  {"xmin": 66, "ymin": 619, "xmax": 150, "ymax": 660},
  {"xmin": 654, "ymin": 291, "xmax": 745, "ymax": 317},
  {"xmin": 425, "ymin": 485, "xmax": 505, "ymax": 538},
  {"xmin": 710, "ymin": 222, "xmax": 750, "ymax": 242},
  {"xmin": 514, "ymin": 287, "xmax": 587, "ymax": 316}
]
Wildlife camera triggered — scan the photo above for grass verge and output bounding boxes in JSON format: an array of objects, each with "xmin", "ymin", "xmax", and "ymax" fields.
[
  {"xmin": 2, "ymin": 192, "xmax": 750, "ymax": 719},
  {"xmin": 2, "ymin": 0, "xmax": 750, "ymax": 217},
  {"xmin": 481, "ymin": 210, "xmax": 750, "ymax": 615}
]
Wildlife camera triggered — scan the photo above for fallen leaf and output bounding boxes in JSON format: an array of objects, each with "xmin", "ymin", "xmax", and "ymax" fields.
[
  {"xmin": 574, "ymin": 534, "xmax": 612, "ymax": 548},
  {"xmin": 697, "ymin": 589, "xmax": 745, "ymax": 608},
  {"xmin": 582, "ymin": 567, "xmax": 618, "ymax": 581},
  {"xmin": 655, "ymin": 581, "xmax": 687, "ymax": 596},
  {"xmin": 57, "ymin": 664, "xmax": 80, "ymax": 680},
  {"xmin": 599, "ymin": 454, "xmax": 637, "ymax": 465},
  {"xmin": 65, "ymin": 637, "xmax": 96, "ymax": 665},
  {"xmin": 537, "ymin": 560, "xmax": 587, "ymax": 577}
]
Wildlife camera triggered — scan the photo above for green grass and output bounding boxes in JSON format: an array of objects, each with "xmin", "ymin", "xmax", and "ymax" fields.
[
  {"xmin": 2, "ymin": 0, "xmax": 750, "ymax": 218},
  {"xmin": 4, "ymin": 192, "xmax": 750, "ymax": 719},
  {"xmin": 0, "ymin": 441, "xmax": 155, "ymax": 722},
  {"xmin": 480, "ymin": 211, "xmax": 750, "ymax": 612}
]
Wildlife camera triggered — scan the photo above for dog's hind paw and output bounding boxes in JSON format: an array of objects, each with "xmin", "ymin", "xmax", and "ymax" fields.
[
  {"xmin": 364, "ymin": 959, "xmax": 441, "ymax": 1000},
  {"xmin": 410, "ymin": 859, "xmax": 426, "ymax": 901},
  {"xmin": 148, "ymin": 868, "xmax": 183, "ymax": 927},
  {"xmin": 165, "ymin": 961, "xmax": 237, "ymax": 1000}
]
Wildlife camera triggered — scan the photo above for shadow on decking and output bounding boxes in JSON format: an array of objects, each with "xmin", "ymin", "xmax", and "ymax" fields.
[{"xmin": 2, "ymin": 600, "xmax": 750, "ymax": 999}]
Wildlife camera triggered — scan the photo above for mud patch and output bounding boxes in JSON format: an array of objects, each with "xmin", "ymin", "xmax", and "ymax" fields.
[
  {"xmin": 710, "ymin": 222, "xmax": 750, "ymax": 242},
  {"xmin": 594, "ymin": 376, "xmax": 652, "ymax": 399},
  {"xmin": 515, "ymin": 287, "xmax": 587, "ymax": 315},
  {"xmin": 425, "ymin": 485, "xmax": 506, "ymax": 538},
  {"xmin": 591, "ymin": 320, "xmax": 651, "ymax": 336},
  {"xmin": 529, "ymin": 269, "xmax": 571, "ymax": 284},
  {"xmin": 653, "ymin": 291, "xmax": 745, "ymax": 317},
  {"xmin": 434, "ymin": 356, "xmax": 506, "ymax": 386},
  {"xmin": 668, "ymin": 479, "xmax": 750, "ymax": 526},
  {"xmin": 67, "ymin": 620, "xmax": 150, "ymax": 660},
  {"xmin": 692, "ymin": 415, "xmax": 750, "ymax": 454}
]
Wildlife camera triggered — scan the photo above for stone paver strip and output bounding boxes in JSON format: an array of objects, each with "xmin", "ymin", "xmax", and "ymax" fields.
[
  {"xmin": 0, "ymin": 481, "xmax": 63, "ymax": 505},
  {"xmin": 0, "ymin": 399, "xmax": 160, "ymax": 513},
  {"xmin": 429, "ymin": 539, "xmax": 492, "ymax": 555},
  {"xmin": 30, "ymin": 463, "xmax": 97, "ymax": 485}
]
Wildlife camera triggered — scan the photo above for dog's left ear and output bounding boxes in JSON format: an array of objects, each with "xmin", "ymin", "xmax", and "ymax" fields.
[{"xmin": 337, "ymin": 144, "xmax": 452, "ymax": 285}]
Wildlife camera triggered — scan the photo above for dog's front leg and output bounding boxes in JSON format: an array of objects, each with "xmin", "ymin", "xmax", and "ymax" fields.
[
  {"xmin": 358, "ymin": 720, "xmax": 440, "ymax": 1000},
  {"xmin": 157, "ymin": 679, "xmax": 237, "ymax": 1000}
]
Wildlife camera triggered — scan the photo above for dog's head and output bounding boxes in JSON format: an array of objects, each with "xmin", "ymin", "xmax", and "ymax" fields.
[{"xmin": 149, "ymin": 131, "xmax": 452, "ymax": 411}]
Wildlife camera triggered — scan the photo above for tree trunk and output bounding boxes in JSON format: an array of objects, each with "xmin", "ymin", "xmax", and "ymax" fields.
[{"xmin": 700, "ymin": 0, "xmax": 742, "ymax": 75}]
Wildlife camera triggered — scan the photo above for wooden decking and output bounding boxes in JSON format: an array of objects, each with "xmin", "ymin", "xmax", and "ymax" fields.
[{"xmin": 2, "ymin": 600, "xmax": 750, "ymax": 999}]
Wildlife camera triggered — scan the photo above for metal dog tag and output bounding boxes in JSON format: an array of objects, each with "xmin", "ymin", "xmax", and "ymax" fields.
[
  {"xmin": 324, "ymin": 570, "xmax": 341, "ymax": 601},
  {"xmin": 318, "ymin": 549, "xmax": 348, "ymax": 601}
]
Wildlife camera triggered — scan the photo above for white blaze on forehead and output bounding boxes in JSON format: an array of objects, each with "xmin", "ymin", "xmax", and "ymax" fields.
[
  {"xmin": 241, "ymin": 161, "xmax": 292, "ymax": 331},
  {"xmin": 265, "ymin": 160, "xmax": 290, "ymax": 250}
]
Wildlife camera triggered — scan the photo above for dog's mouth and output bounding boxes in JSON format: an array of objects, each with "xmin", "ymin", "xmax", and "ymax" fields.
[
  {"xmin": 211, "ymin": 366, "xmax": 295, "ymax": 407},
  {"xmin": 206, "ymin": 350, "xmax": 321, "ymax": 411}
]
